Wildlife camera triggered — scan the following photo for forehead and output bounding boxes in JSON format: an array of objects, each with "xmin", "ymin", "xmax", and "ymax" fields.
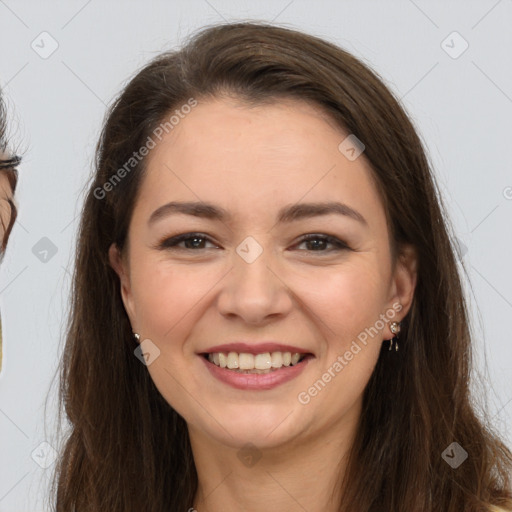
[
  {"xmin": 154, "ymin": 96, "xmax": 347, "ymax": 165},
  {"xmin": 135, "ymin": 97, "xmax": 386, "ymax": 229}
]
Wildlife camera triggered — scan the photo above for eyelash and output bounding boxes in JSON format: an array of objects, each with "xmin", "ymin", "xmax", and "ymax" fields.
[{"xmin": 156, "ymin": 232, "xmax": 350, "ymax": 253}]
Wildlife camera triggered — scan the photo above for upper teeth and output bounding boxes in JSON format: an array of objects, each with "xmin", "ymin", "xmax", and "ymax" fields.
[{"xmin": 208, "ymin": 351, "xmax": 302, "ymax": 370}]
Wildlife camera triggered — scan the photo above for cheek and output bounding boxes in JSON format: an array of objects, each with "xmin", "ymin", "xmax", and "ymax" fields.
[
  {"xmin": 0, "ymin": 201, "xmax": 11, "ymax": 230},
  {"xmin": 129, "ymin": 260, "xmax": 215, "ymax": 413},
  {"xmin": 295, "ymin": 263, "xmax": 387, "ymax": 416},
  {"xmin": 294, "ymin": 259, "xmax": 388, "ymax": 348},
  {"xmin": 131, "ymin": 258, "xmax": 220, "ymax": 342}
]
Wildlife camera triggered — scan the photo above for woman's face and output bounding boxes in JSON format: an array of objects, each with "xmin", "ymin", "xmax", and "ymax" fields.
[{"xmin": 110, "ymin": 97, "xmax": 417, "ymax": 450}]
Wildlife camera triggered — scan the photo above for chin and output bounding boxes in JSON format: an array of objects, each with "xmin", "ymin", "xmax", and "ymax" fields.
[{"xmin": 190, "ymin": 402, "xmax": 308, "ymax": 450}]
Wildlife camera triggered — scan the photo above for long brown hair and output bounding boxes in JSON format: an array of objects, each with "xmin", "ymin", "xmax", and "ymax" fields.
[
  {"xmin": 0, "ymin": 94, "xmax": 19, "ymax": 255},
  {"xmin": 51, "ymin": 21, "xmax": 512, "ymax": 511}
]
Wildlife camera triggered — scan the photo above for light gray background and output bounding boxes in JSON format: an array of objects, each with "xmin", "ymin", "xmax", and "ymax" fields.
[{"xmin": 1, "ymin": 1, "xmax": 511, "ymax": 510}]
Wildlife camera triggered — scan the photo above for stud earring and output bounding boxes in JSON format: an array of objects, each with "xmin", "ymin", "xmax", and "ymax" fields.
[
  {"xmin": 133, "ymin": 332, "xmax": 140, "ymax": 341},
  {"xmin": 389, "ymin": 321, "xmax": 401, "ymax": 352}
]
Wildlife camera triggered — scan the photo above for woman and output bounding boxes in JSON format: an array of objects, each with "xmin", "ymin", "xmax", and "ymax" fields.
[
  {"xmin": 0, "ymin": 93, "xmax": 20, "ymax": 372},
  {"xmin": 51, "ymin": 22, "xmax": 512, "ymax": 511}
]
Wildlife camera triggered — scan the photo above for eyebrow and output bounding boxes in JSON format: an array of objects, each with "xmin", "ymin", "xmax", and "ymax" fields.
[{"xmin": 148, "ymin": 200, "xmax": 367, "ymax": 226}]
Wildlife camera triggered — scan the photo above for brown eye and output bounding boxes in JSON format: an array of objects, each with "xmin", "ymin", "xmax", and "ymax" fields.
[
  {"xmin": 158, "ymin": 233, "xmax": 218, "ymax": 250},
  {"xmin": 294, "ymin": 234, "xmax": 349, "ymax": 252}
]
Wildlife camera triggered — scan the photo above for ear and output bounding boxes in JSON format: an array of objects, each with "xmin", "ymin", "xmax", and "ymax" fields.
[
  {"xmin": 108, "ymin": 243, "xmax": 137, "ymax": 329},
  {"xmin": 384, "ymin": 243, "xmax": 418, "ymax": 338}
]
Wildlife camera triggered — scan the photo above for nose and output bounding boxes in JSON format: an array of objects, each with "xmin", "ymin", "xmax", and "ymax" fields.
[{"xmin": 216, "ymin": 240, "xmax": 293, "ymax": 325}]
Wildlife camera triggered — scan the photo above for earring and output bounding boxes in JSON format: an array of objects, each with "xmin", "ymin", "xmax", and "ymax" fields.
[
  {"xmin": 133, "ymin": 332, "xmax": 140, "ymax": 341},
  {"xmin": 389, "ymin": 321, "xmax": 401, "ymax": 352}
]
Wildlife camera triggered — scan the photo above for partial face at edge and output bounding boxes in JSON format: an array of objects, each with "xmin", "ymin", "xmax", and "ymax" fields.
[
  {"xmin": 109, "ymin": 97, "xmax": 417, "ymax": 450},
  {"xmin": 0, "ymin": 155, "xmax": 15, "ymax": 250}
]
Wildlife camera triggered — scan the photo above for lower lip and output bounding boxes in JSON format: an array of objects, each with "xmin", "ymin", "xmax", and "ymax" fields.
[{"xmin": 200, "ymin": 355, "xmax": 313, "ymax": 390}]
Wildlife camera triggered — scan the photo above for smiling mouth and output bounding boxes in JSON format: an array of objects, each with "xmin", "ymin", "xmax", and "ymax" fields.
[{"xmin": 201, "ymin": 351, "xmax": 313, "ymax": 374}]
